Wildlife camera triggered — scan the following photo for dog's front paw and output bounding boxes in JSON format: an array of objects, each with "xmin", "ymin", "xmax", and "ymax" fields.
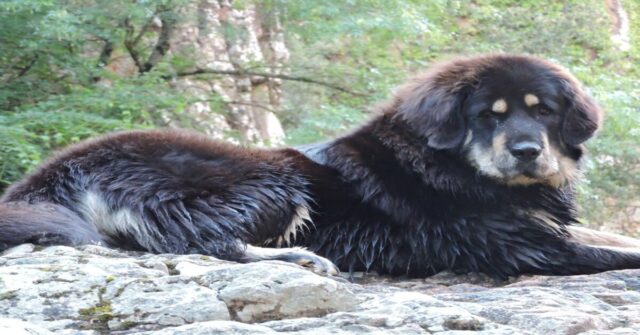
[{"xmin": 282, "ymin": 248, "xmax": 340, "ymax": 276}]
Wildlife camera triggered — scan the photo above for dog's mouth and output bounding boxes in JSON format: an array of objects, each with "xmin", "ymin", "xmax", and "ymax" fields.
[
  {"xmin": 500, "ymin": 164, "xmax": 545, "ymax": 184},
  {"xmin": 518, "ymin": 162, "xmax": 548, "ymax": 178},
  {"xmin": 521, "ymin": 170, "xmax": 539, "ymax": 180},
  {"xmin": 500, "ymin": 160, "xmax": 570, "ymax": 186}
]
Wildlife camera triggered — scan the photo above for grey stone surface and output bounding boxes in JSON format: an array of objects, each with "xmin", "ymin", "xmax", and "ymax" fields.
[
  {"xmin": 0, "ymin": 317, "xmax": 54, "ymax": 335},
  {"xmin": 1, "ymin": 244, "xmax": 639, "ymax": 334},
  {"xmin": 200, "ymin": 261, "xmax": 359, "ymax": 322}
]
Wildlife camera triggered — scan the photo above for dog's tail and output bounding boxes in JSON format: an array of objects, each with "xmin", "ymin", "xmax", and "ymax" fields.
[{"xmin": 0, "ymin": 201, "xmax": 105, "ymax": 251}]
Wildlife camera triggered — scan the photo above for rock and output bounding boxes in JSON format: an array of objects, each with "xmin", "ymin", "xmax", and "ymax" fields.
[
  {"xmin": 106, "ymin": 277, "xmax": 230, "ymax": 330},
  {"xmin": 139, "ymin": 320, "xmax": 277, "ymax": 335},
  {"xmin": 0, "ymin": 318, "xmax": 54, "ymax": 335},
  {"xmin": 1, "ymin": 244, "xmax": 640, "ymax": 334},
  {"xmin": 1, "ymin": 243, "xmax": 36, "ymax": 257},
  {"xmin": 0, "ymin": 245, "xmax": 356, "ymax": 333},
  {"xmin": 200, "ymin": 261, "xmax": 359, "ymax": 322}
]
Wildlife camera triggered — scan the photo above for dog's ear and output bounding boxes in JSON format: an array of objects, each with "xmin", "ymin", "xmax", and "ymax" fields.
[
  {"xmin": 395, "ymin": 67, "xmax": 471, "ymax": 150},
  {"xmin": 557, "ymin": 74, "xmax": 603, "ymax": 146}
]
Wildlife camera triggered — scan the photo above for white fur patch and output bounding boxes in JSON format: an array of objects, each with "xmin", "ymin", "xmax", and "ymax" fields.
[
  {"xmin": 274, "ymin": 204, "xmax": 312, "ymax": 247},
  {"xmin": 492, "ymin": 99, "xmax": 508, "ymax": 113},
  {"xmin": 77, "ymin": 191, "xmax": 153, "ymax": 243},
  {"xmin": 524, "ymin": 93, "xmax": 540, "ymax": 107}
]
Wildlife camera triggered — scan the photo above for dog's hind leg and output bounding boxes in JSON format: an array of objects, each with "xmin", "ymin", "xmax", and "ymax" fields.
[{"xmin": 239, "ymin": 243, "xmax": 339, "ymax": 275}]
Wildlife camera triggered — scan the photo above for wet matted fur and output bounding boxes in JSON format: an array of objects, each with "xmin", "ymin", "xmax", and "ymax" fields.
[{"xmin": 2, "ymin": 54, "xmax": 640, "ymax": 279}]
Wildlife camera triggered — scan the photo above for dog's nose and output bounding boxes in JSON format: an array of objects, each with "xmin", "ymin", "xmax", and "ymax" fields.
[{"xmin": 509, "ymin": 142, "xmax": 542, "ymax": 162}]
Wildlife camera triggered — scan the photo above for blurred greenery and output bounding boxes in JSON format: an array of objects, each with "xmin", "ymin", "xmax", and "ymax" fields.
[{"xmin": 0, "ymin": 0, "xmax": 638, "ymax": 231}]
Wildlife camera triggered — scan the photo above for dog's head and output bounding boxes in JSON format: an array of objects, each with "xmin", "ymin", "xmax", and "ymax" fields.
[{"xmin": 395, "ymin": 54, "xmax": 602, "ymax": 187}]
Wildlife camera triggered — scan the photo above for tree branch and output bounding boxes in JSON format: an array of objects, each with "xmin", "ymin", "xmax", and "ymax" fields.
[
  {"xmin": 167, "ymin": 68, "xmax": 366, "ymax": 96},
  {"xmin": 191, "ymin": 98, "xmax": 279, "ymax": 114},
  {"xmin": 122, "ymin": 5, "xmax": 176, "ymax": 74},
  {"xmin": 2, "ymin": 56, "xmax": 38, "ymax": 84},
  {"xmin": 97, "ymin": 40, "xmax": 114, "ymax": 67},
  {"xmin": 142, "ymin": 6, "xmax": 176, "ymax": 73},
  {"xmin": 132, "ymin": 17, "xmax": 155, "ymax": 46},
  {"xmin": 91, "ymin": 39, "xmax": 114, "ymax": 82},
  {"xmin": 17, "ymin": 56, "xmax": 38, "ymax": 78},
  {"xmin": 123, "ymin": 18, "xmax": 145, "ymax": 73}
]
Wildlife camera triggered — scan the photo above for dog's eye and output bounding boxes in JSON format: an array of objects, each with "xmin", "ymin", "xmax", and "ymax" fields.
[
  {"xmin": 478, "ymin": 110, "xmax": 498, "ymax": 119},
  {"xmin": 537, "ymin": 106, "xmax": 553, "ymax": 116},
  {"xmin": 477, "ymin": 109, "xmax": 506, "ymax": 121}
]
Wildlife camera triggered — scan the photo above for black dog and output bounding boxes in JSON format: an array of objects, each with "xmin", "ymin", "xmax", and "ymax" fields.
[{"xmin": 2, "ymin": 54, "xmax": 639, "ymax": 279}]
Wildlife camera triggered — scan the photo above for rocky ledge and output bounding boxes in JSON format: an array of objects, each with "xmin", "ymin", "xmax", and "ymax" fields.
[{"xmin": 1, "ymin": 244, "xmax": 639, "ymax": 334}]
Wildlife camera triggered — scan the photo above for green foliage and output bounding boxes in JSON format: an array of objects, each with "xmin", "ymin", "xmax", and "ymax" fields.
[
  {"xmin": 0, "ymin": 0, "xmax": 194, "ymax": 188},
  {"xmin": 284, "ymin": 105, "xmax": 367, "ymax": 145},
  {"xmin": 24, "ymin": 75, "xmax": 189, "ymax": 125},
  {"xmin": 0, "ymin": 111, "xmax": 139, "ymax": 188},
  {"xmin": 579, "ymin": 75, "xmax": 640, "ymax": 224},
  {"xmin": 0, "ymin": 126, "xmax": 41, "ymax": 188}
]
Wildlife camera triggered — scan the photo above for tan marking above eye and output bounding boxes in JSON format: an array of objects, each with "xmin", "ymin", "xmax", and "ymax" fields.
[
  {"xmin": 524, "ymin": 93, "xmax": 540, "ymax": 107},
  {"xmin": 491, "ymin": 99, "xmax": 508, "ymax": 113}
]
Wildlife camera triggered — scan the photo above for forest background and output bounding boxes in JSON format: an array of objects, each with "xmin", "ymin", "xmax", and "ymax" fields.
[{"xmin": 1, "ymin": 0, "xmax": 638, "ymax": 235}]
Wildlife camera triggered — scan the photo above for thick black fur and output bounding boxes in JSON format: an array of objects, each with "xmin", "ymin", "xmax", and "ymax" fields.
[{"xmin": 1, "ymin": 54, "xmax": 639, "ymax": 279}]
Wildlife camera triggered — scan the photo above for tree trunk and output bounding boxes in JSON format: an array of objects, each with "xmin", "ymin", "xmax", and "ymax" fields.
[
  {"xmin": 253, "ymin": 3, "xmax": 288, "ymax": 146},
  {"xmin": 168, "ymin": 0, "xmax": 287, "ymax": 146},
  {"xmin": 605, "ymin": 0, "xmax": 630, "ymax": 52}
]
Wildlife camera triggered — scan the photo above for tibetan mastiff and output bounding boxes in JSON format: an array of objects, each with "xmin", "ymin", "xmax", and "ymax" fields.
[{"xmin": 2, "ymin": 54, "xmax": 640, "ymax": 279}]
